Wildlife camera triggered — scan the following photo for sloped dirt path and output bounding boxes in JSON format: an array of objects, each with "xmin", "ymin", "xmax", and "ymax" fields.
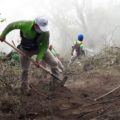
[{"xmin": 18, "ymin": 68, "xmax": 120, "ymax": 120}]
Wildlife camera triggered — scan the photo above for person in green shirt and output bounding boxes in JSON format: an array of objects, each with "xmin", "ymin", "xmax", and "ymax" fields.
[{"xmin": 0, "ymin": 16, "xmax": 63, "ymax": 94}]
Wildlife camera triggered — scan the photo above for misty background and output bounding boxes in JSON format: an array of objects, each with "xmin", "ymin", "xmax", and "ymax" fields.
[{"xmin": 0, "ymin": 0, "xmax": 120, "ymax": 59}]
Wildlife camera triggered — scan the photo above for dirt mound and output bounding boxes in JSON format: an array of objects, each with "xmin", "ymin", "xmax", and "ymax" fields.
[{"xmin": 1, "ymin": 47, "xmax": 120, "ymax": 120}]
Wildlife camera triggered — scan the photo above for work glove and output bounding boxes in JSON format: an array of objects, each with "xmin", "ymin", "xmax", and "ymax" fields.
[{"xmin": 0, "ymin": 36, "xmax": 5, "ymax": 42}]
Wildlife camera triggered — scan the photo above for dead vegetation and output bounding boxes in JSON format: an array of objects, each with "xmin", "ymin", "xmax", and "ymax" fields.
[
  {"xmin": 0, "ymin": 47, "xmax": 120, "ymax": 120},
  {"xmin": 0, "ymin": 59, "xmax": 21, "ymax": 112},
  {"xmin": 82, "ymin": 47, "xmax": 120, "ymax": 71}
]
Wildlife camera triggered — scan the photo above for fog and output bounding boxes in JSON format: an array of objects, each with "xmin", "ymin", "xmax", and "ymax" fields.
[{"xmin": 0, "ymin": 0, "xmax": 120, "ymax": 59}]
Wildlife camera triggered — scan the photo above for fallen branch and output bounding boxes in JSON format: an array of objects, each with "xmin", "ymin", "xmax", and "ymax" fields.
[{"xmin": 94, "ymin": 85, "xmax": 120, "ymax": 101}]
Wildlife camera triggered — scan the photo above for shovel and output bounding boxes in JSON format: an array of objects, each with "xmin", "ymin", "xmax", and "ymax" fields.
[{"xmin": 4, "ymin": 40, "xmax": 67, "ymax": 84}]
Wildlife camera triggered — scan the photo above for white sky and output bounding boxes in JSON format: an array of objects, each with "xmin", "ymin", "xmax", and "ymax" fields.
[{"xmin": 0, "ymin": 0, "xmax": 51, "ymax": 20}]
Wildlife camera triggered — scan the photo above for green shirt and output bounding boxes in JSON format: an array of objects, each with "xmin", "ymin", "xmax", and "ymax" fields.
[
  {"xmin": 0, "ymin": 20, "xmax": 49, "ymax": 60},
  {"xmin": 73, "ymin": 40, "xmax": 84, "ymax": 50}
]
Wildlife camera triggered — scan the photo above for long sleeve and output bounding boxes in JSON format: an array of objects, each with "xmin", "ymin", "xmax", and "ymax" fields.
[
  {"xmin": 0, "ymin": 21, "xmax": 24, "ymax": 38},
  {"xmin": 36, "ymin": 32, "xmax": 49, "ymax": 60},
  {"xmin": 0, "ymin": 21, "xmax": 34, "ymax": 39}
]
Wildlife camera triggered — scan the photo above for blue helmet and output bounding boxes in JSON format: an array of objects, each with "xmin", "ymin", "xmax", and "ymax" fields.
[{"xmin": 78, "ymin": 34, "xmax": 84, "ymax": 41}]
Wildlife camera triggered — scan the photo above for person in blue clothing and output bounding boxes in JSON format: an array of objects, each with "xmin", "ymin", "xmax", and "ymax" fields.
[{"xmin": 68, "ymin": 33, "xmax": 85, "ymax": 67}]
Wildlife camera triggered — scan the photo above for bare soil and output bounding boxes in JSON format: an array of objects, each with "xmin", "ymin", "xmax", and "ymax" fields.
[{"xmin": 1, "ymin": 59, "xmax": 120, "ymax": 120}]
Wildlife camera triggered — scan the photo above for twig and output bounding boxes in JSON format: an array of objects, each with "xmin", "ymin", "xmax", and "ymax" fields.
[{"xmin": 94, "ymin": 85, "xmax": 120, "ymax": 101}]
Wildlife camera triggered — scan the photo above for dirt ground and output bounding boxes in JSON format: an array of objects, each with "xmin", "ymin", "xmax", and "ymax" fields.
[{"xmin": 1, "ymin": 59, "xmax": 120, "ymax": 120}]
